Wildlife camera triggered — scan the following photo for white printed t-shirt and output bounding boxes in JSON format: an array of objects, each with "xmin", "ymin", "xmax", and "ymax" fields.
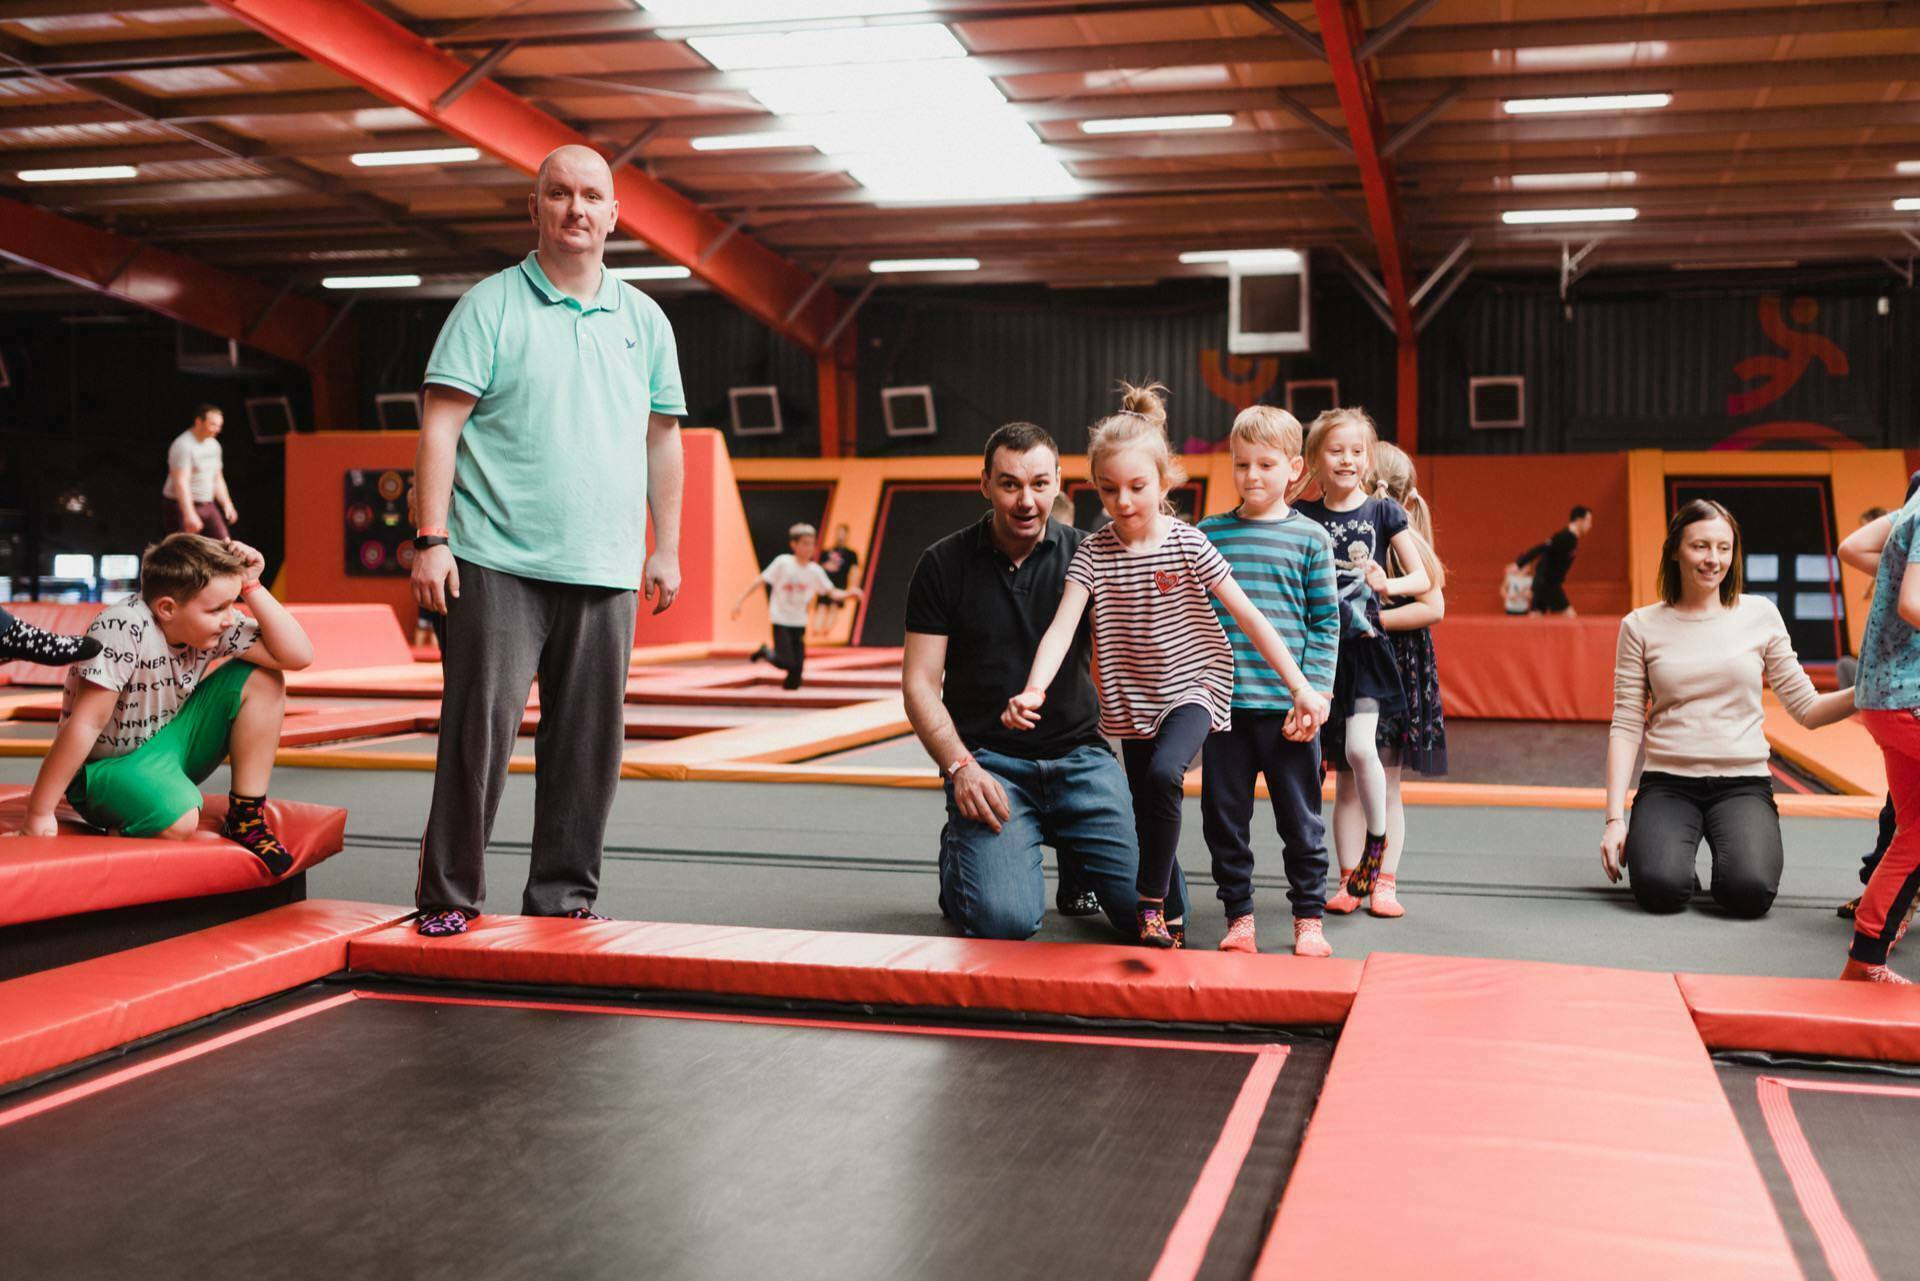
[
  {"xmin": 161, "ymin": 430, "xmax": 222, "ymax": 503},
  {"xmin": 62, "ymin": 599, "xmax": 259, "ymax": 761},
  {"xmin": 760, "ymin": 555, "xmax": 835, "ymax": 628}
]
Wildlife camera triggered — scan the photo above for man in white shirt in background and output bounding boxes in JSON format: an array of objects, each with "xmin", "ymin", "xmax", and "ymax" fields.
[{"xmin": 163, "ymin": 404, "xmax": 237, "ymax": 539}]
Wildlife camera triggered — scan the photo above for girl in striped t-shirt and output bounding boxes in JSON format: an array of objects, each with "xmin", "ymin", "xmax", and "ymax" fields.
[{"xmin": 1003, "ymin": 383, "xmax": 1328, "ymax": 948}]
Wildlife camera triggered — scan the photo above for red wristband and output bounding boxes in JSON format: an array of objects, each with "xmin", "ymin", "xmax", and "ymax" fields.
[
  {"xmin": 415, "ymin": 525, "xmax": 449, "ymax": 538},
  {"xmin": 241, "ymin": 580, "xmax": 267, "ymax": 595}
]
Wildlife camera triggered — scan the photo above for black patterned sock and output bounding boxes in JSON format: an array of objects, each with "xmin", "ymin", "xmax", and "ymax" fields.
[
  {"xmin": 223, "ymin": 794, "xmax": 293, "ymax": 877},
  {"xmin": 0, "ymin": 621, "xmax": 101, "ymax": 666}
]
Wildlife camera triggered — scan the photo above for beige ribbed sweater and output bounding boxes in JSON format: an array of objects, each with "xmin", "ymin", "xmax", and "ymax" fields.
[{"xmin": 1610, "ymin": 596, "xmax": 1821, "ymax": 777}]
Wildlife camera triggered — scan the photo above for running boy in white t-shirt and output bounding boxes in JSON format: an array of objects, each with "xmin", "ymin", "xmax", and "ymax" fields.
[
  {"xmin": 732, "ymin": 523, "xmax": 864, "ymax": 689},
  {"xmin": 15, "ymin": 534, "xmax": 314, "ymax": 874}
]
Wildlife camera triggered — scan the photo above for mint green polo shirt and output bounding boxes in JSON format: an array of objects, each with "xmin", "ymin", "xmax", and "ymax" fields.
[{"xmin": 423, "ymin": 251, "xmax": 687, "ymax": 590}]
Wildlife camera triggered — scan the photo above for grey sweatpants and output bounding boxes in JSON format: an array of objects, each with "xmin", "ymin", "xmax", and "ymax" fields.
[{"xmin": 417, "ymin": 559, "xmax": 637, "ymax": 917}]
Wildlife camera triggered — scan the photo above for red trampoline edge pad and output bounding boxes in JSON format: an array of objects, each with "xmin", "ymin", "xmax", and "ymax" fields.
[
  {"xmin": 347, "ymin": 917, "xmax": 1362, "ymax": 1025},
  {"xmin": 1256, "ymin": 953, "xmax": 1799, "ymax": 1281},
  {"xmin": 0, "ymin": 899, "xmax": 408, "ymax": 1088},
  {"xmin": 1678, "ymin": 971, "xmax": 1920, "ymax": 1062},
  {"xmin": 0, "ymin": 787, "xmax": 348, "ymax": 928}
]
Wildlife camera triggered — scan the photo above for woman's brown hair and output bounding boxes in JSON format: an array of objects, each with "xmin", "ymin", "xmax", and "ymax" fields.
[{"xmin": 1656, "ymin": 499, "xmax": 1743, "ymax": 606}]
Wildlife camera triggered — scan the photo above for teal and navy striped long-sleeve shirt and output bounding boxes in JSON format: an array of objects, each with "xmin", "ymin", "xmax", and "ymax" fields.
[{"xmin": 1197, "ymin": 509, "xmax": 1340, "ymax": 712}]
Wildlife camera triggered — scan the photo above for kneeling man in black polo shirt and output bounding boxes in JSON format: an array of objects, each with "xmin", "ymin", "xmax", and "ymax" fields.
[{"xmin": 902, "ymin": 422, "xmax": 1188, "ymax": 941}]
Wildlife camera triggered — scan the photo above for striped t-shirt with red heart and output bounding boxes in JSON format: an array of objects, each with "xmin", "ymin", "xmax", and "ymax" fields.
[{"xmin": 1064, "ymin": 520, "xmax": 1235, "ymax": 738}]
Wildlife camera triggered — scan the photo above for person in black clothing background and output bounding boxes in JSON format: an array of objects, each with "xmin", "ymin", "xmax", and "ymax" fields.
[
  {"xmin": 809, "ymin": 523, "xmax": 861, "ymax": 637},
  {"xmin": 1511, "ymin": 505, "xmax": 1594, "ymax": 615}
]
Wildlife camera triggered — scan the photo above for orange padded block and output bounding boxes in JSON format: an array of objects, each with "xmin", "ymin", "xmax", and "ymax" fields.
[
  {"xmin": 1255, "ymin": 954, "xmax": 1799, "ymax": 1281},
  {"xmin": 1763, "ymin": 693, "xmax": 1887, "ymax": 796},
  {"xmin": 1432, "ymin": 614, "xmax": 1619, "ymax": 722},
  {"xmin": 0, "ymin": 786, "xmax": 346, "ymax": 928},
  {"xmin": 280, "ymin": 604, "xmax": 416, "ymax": 672},
  {"xmin": 1678, "ymin": 971, "xmax": 1920, "ymax": 1063},
  {"xmin": 348, "ymin": 916, "xmax": 1362, "ymax": 1026},
  {"xmin": 0, "ymin": 899, "xmax": 406, "ymax": 1087}
]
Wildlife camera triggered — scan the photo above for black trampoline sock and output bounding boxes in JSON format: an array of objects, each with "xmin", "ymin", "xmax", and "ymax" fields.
[
  {"xmin": 223, "ymin": 793, "xmax": 293, "ymax": 877},
  {"xmin": 0, "ymin": 621, "xmax": 102, "ymax": 666}
]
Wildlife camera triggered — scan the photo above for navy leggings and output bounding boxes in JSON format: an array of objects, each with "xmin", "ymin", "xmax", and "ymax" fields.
[{"xmin": 1120, "ymin": 703, "xmax": 1213, "ymax": 902}]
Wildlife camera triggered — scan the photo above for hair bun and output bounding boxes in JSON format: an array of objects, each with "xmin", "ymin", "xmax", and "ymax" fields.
[{"xmin": 1117, "ymin": 380, "xmax": 1169, "ymax": 424}]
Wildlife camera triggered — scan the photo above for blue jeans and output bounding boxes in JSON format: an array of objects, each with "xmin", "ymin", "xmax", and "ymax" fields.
[{"xmin": 939, "ymin": 744, "xmax": 1188, "ymax": 940}]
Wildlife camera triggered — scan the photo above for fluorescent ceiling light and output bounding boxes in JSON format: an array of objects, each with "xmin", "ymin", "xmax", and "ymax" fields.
[
  {"xmin": 851, "ymin": 151, "xmax": 1079, "ymax": 203},
  {"xmin": 1502, "ymin": 93, "xmax": 1670, "ymax": 115},
  {"xmin": 610, "ymin": 265, "xmax": 693, "ymax": 280},
  {"xmin": 642, "ymin": 1, "xmax": 928, "ymax": 23},
  {"xmin": 689, "ymin": 22, "xmax": 962, "ymax": 70},
  {"xmin": 350, "ymin": 147, "xmax": 482, "ymax": 167},
  {"xmin": 1672, "ymin": 259, "xmax": 1799, "ymax": 271},
  {"xmin": 1899, "ymin": 161, "xmax": 1920, "ymax": 176},
  {"xmin": 743, "ymin": 60, "xmax": 1004, "ymax": 114},
  {"xmin": 322, "ymin": 274, "xmax": 422, "ymax": 289},
  {"xmin": 1080, "ymin": 113, "xmax": 1234, "ymax": 135},
  {"xmin": 1179, "ymin": 248, "xmax": 1301, "ymax": 267},
  {"xmin": 17, "ymin": 165, "xmax": 136, "ymax": 182},
  {"xmin": 688, "ymin": 131, "xmax": 816, "ymax": 151},
  {"xmin": 1501, "ymin": 207, "xmax": 1639, "ymax": 224},
  {"xmin": 869, "ymin": 257, "xmax": 979, "ymax": 272},
  {"xmin": 796, "ymin": 110, "xmax": 1039, "ymax": 155},
  {"xmin": 1508, "ymin": 170, "xmax": 1637, "ymax": 190},
  {"xmin": 1511, "ymin": 41, "xmax": 1669, "ymax": 70},
  {"xmin": 1897, "ymin": 197, "xmax": 1920, "ymax": 211},
  {"xmin": 1084, "ymin": 65, "xmax": 1230, "ymax": 92}
]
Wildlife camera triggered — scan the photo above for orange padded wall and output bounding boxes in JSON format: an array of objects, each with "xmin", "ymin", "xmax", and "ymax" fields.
[{"xmin": 1420, "ymin": 452, "xmax": 1632, "ymax": 617}]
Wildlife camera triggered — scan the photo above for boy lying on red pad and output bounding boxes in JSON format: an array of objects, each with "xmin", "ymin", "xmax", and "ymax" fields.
[{"xmin": 11, "ymin": 534, "xmax": 313, "ymax": 875}]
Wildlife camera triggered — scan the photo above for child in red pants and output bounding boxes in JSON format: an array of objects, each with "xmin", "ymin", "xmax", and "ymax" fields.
[{"xmin": 1838, "ymin": 488, "xmax": 1920, "ymax": 982}]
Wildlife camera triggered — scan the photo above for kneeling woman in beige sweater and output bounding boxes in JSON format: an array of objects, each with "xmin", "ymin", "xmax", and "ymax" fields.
[{"xmin": 1602, "ymin": 499, "xmax": 1858, "ymax": 916}]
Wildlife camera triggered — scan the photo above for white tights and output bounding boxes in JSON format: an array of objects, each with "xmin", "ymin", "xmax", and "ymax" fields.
[{"xmin": 1330, "ymin": 707, "xmax": 1392, "ymax": 874}]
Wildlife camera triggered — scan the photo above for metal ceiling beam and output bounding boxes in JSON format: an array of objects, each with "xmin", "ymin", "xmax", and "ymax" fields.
[
  {"xmin": 7, "ymin": 0, "xmax": 1905, "ymax": 81},
  {"xmin": 413, "ymin": 0, "xmax": 1223, "ymax": 47},
  {"xmin": 15, "ymin": 52, "xmax": 1920, "ymax": 137},
  {"xmin": 1388, "ymin": 1, "xmax": 1920, "ymax": 56},
  {"xmin": 0, "ymin": 191, "xmax": 356, "ymax": 423},
  {"xmin": 1311, "ymin": 0, "xmax": 1418, "ymax": 446},
  {"xmin": 433, "ymin": 39, "xmax": 519, "ymax": 113},
  {"xmin": 1354, "ymin": 0, "xmax": 1445, "ymax": 62},
  {"xmin": 1414, "ymin": 101, "xmax": 1920, "ymax": 150},
  {"xmin": 201, "ymin": 0, "xmax": 843, "ymax": 353}
]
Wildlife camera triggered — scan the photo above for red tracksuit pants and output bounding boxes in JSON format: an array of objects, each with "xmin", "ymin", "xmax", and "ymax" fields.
[{"xmin": 1853, "ymin": 708, "xmax": 1920, "ymax": 964}]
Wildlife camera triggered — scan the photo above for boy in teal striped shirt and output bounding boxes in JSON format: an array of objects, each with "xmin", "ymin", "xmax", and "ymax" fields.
[{"xmin": 1198, "ymin": 406, "xmax": 1341, "ymax": 956}]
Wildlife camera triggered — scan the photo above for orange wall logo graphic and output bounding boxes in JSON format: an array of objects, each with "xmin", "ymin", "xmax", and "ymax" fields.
[
  {"xmin": 1198, "ymin": 349, "xmax": 1280, "ymax": 412},
  {"xmin": 1727, "ymin": 296, "xmax": 1849, "ymax": 418}
]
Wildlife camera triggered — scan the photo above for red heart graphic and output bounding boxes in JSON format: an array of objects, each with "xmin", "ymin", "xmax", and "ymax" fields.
[{"xmin": 1153, "ymin": 569, "xmax": 1180, "ymax": 594}]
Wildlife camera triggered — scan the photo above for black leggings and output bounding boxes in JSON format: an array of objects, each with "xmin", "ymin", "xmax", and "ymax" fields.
[
  {"xmin": 766, "ymin": 624, "xmax": 806, "ymax": 690},
  {"xmin": 1625, "ymin": 771, "xmax": 1781, "ymax": 917},
  {"xmin": 1120, "ymin": 704, "xmax": 1213, "ymax": 902}
]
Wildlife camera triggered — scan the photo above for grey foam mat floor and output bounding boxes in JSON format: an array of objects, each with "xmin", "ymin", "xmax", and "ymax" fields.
[{"xmin": 0, "ymin": 755, "xmax": 1870, "ymax": 978}]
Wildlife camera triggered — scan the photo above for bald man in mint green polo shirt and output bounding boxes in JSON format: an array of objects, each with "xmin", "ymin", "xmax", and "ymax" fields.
[{"xmin": 409, "ymin": 144, "xmax": 687, "ymax": 937}]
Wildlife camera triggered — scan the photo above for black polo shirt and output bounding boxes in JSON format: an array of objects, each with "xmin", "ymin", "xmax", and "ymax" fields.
[{"xmin": 903, "ymin": 515, "xmax": 1102, "ymax": 760}]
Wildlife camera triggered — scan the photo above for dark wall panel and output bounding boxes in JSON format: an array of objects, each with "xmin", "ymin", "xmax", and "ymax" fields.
[
  {"xmin": 1420, "ymin": 278, "xmax": 1913, "ymax": 454},
  {"xmin": 0, "ymin": 314, "xmax": 299, "ymax": 587},
  {"xmin": 852, "ymin": 272, "xmax": 1398, "ymax": 459}
]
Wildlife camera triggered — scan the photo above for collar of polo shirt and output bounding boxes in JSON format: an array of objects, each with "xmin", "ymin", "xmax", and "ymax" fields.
[{"xmin": 518, "ymin": 251, "xmax": 624, "ymax": 315}]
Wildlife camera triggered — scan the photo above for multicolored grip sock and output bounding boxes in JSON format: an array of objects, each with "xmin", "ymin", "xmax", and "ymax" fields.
[
  {"xmin": 0, "ymin": 621, "xmax": 101, "ymax": 666},
  {"xmin": 1348, "ymin": 832, "xmax": 1388, "ymax": 895},
  {"xmin": 222, "ymin": 794, "xmax": 293, "ymax": 877}
]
